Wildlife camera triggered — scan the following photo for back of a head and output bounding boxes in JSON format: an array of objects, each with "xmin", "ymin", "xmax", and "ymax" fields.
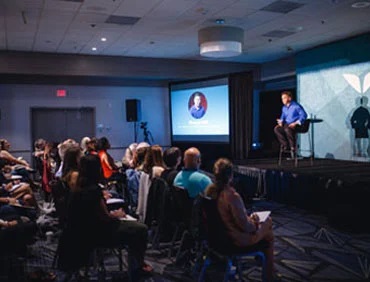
[
  {"xmin": 62, "ymin": 145, "xmax": 82, "ymax": 177},
  {"xmin": 78, "ymin": 154, "xmax": 102, "ymax": 187},
  {"xmin": 58, "ymin": 139, "xmax": 78, "ymax": 160},
  {"xmin": 213, "ymin": 158, "xmax": 233, "ymax": 186},
  {"xmin": 80, "ymin": 136, "xmax": 91, "ymax": 153},
  {"xmin": 184, "ymin": 147, "xmax": 201, "ymax": 169},
  {"xmin": 163, "ymin": 147, "xmax": 181, "ymax": 168},
  {"xmin": 135, "ymin": 146, "xmax": 149, "ymax": 167},
  {"xmin": 96, "ymin": 137, "xmax": 110, "ymax": 151},
  {"xmin": 122, "ymin": 142, "xmax": 138, "ymax": 167},
  {"xmin": 34, "ymin": 138, "xmax": 46, "ymax": 151},
  {"xmin": 151, "ymin": 145, "xmax": 164, "ymax": 167}
]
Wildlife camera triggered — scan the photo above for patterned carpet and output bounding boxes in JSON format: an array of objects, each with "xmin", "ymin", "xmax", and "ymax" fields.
[{"xmin": 2, "ymin": 199, "xmax": 369, "ymax": 281}]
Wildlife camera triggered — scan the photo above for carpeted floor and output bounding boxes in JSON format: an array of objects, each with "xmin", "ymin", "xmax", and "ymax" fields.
[{"xmin": 2, "ymin": 198, "xmax": 368, "ymax": 282}]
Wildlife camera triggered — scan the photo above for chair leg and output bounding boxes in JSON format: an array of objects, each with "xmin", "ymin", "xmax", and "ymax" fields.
[
  {"xmin": 256, "ymin": 252, "xmax": 267, "ymax": 282},
  {"xmin": 198, "ymin": 256, "xmax": 211, "ymax": 282},
  {"xmin": 278, "ymin": 145, "xmax": 283, "ymax": 166},
  {"xmin": 223, "ymin": 258, "xmax": 234, "ymax": 282},
  {"xmin": 118, "ymin": 248, "xmax": 123, "ymax": 271},
  {"xmin": 295, "ymin": 147, "xmax": 298, "ymax": 167},
  {"xmin": 168, "ymin": 225, "xmax": 180, "ymax": 258}
]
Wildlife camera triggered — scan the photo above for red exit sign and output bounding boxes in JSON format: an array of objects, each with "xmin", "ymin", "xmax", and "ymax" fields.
[{"xmin": 56, "ymin": 89, "xmax": 67, "ymax": 97}]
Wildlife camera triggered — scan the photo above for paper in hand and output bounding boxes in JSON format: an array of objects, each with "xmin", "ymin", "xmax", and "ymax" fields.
[{"xmin": 252, "ymin": 211, "xmax": 271, "ymax": 222}]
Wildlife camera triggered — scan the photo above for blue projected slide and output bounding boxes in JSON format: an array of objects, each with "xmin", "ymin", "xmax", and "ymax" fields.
[{"xmin": 171, "ymin": 83, "xmax": 229, "ymax": 143}]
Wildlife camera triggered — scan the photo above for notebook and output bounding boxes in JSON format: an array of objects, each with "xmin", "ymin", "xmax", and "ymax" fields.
[
  {"xmin": 119, "ymin": 214, "xmax": 137, "ymax": 221},
  {"xmin": 252, "ymin": 211, "xmax": 271, "ymax": 222}
]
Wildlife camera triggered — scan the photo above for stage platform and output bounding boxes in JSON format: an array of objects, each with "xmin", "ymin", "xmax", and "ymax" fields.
[{"xmin": 233, "ymin": 158, "xmax": 370, "ymax": 232}]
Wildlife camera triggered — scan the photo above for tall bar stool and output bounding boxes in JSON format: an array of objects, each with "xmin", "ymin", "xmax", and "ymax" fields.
[{"xmin": 278, "ymin": 119, "xmax": 313, "ymax": 167}]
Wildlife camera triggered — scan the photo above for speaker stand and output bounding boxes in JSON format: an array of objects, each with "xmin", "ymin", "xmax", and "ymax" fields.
[{"xmin": 133, "ymin": 122, "xmax": 138, "ymax": 143}]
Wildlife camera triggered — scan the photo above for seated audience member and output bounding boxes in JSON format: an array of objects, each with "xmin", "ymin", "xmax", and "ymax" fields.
[
  {"xmin": 133, "ymin": 142, "xmax": 150, "ymax": 171},
  {"xmin": 143, "ymin": 145, "xmax": 165, "ymax": 179},
  {"xmin": 85, "ymin": 137, "xmax": 98, "ymax": 155},
  {"xmin": 80, "ymin": 136, "xmax": 91, "ymax": 155},
  {"xmin": 57, "ymin": 154, "xmax": 152, "ymax": 277},
  {"xmin": 205, "ymin": 158, "xmax": 274, "ymax": 282},
  {"xmin": 1, "ymin": 176, "xmax": 35, "ymax": 201},
  {"xmin": 97, "ymin": 137, "xmax": 121, "ymax": 180},
  {"xmin": 55, "ymin": 139, "xmax": 78, "ymax": 178},
  {"xmin": 0, "ymin": 139, "xmax": 35, "ymax": 184},
  {"xmin": 32, "ymin": 138, "xmax": 46, "ymax": 179},
  {"xmin": 122, "ymin": 143, "xmax": 138, "ymax": 169},
  {"xmin": 41, "ymin": 142, "xmax": 60, "ymax": 197},
  {"xmin": 161, "ymin": 147, "xmax": 182, "ymax": 187},
  {"xmin": 61, "ymin": 146, "xmax": 82, "ymax": 192},
  {"xmin": 0, "ymin": 139, "xmax": 30, "ymax": 168},
  {"xmin": 173, "ymin": 147, "xmax": 212, "ymax": 198}
]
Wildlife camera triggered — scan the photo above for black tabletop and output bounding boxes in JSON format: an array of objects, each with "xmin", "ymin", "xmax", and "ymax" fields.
[{"xmin": 308, "ymin": 118, "xmax": 323, "ymax": 123}]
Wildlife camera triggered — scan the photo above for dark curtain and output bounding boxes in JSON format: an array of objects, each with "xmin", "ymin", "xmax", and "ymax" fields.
[{"xmin": 229, "ymin": 71, "xmax": 253, "ymax": 160}]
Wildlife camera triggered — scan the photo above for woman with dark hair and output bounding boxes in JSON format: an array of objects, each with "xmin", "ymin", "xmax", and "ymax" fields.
[
  {"xmin": 0, "ymin": 139, "xmax": 30, "ymax": 168},
  {"xmin": 143, "ymin": 145, "xmax": 165, "ymax": 178},
  {"xmin": 97, "ymin": 137, "xmax": 119, "ymax": 180},
  {"xmin": 58, "ymin": 154, "xmax": 152, "ymax": 277},
  {"xmin": 61, "ymin": 146, "xmax": 82, "ymax": 192},
  {"xmin": 161, "ymin": 147, "xmax": 182, "ymax": 186},
  {"xmin": 205, "ymin": 158, "xmax": 275, "ymax": 281}
]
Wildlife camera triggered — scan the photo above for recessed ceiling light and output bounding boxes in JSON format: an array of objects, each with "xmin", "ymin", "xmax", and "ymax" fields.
[
  {"xmin": 351, "ymin": 1, "xmax": 370, "ymax": 8},
  {"xmin": 92, "ymin": 47, "xmax": 97, "ymax": 51},
  {"xmin": 101, "ymin": 37, "xmax": 107, "ymax": 42}
]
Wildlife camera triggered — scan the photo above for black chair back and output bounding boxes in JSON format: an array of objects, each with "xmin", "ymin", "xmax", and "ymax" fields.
[
  {"xmin": 171, "ymin": 186, "xmax": 193, "ymax": 228},
  {"xmin": 201, "ymin": 195, "xmax": 234, "ymax": 254}
]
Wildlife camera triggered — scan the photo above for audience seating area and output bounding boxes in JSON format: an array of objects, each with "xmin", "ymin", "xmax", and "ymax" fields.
[{"xmin": 1, "ymin": 137, "xmax": 370, "ymax": 282}]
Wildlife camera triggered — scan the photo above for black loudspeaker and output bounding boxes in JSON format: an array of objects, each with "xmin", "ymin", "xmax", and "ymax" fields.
[{"xmin": 125, "ymin": 99, "xmax": 141, "ymax": 122}]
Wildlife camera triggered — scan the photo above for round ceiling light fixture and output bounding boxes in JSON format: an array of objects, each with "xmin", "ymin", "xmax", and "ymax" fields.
[
  {"xmin": 198, "ymin": 26, "xmax": 244, "ymax": 58},
  {"xmin": 351, "ymin": 1, "xmax": 370, "ymax": 8}
]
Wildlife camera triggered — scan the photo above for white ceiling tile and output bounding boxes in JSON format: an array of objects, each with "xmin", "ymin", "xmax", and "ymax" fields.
[
  {"xmin": 213, "ymin": 3, "xmax": 257, "ymax": 19},
  {"xmin": 239, "ymin": 10, "xmax": 282, "ymax": 30},
  {"xmin": 145, "ymin": 0, "xmax": 197, "ymax": 19},
  {"xmin": 43, "ymin": 0, "xmax": 82, "ymax": 12},
  {"xmin": 114, "ymin": 0, "xmax": 163, "ymax": 17},
  {"xmin": 80, "ymin": 0, "xmax": 124, "ymax": 15},
  {"xmin": 75, "ymin": 12, "xmax": 108, "ymax": 24}
]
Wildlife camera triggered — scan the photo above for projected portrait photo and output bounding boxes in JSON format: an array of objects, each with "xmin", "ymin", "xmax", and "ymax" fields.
[{"xmin": 188, "ymin": 91, "xmax": 207, "ymax": 119}]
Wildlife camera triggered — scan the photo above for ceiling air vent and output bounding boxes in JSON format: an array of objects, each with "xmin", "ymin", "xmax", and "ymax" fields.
[
  {"xmin": 105, "ymin": 15, "xmax": 141, "ymax": 25},
  {"xmin": 260, "ymin": 0, "xmax": 304, "ymax": 14},
  {"xmin": 262, "ymin": 30, "xmax": 296, "ymax": 38}
]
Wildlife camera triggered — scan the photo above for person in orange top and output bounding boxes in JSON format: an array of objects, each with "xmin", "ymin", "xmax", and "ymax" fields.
[{"xmin": 97, "ymin": 137, "xmax": 119, "ymax": 180}]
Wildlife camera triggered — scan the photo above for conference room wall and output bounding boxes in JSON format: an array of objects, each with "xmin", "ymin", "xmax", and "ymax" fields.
[
  {"xmin": 297, "ymin": 33, "xmax": 370, "ymax": 161},
  {"xmin": 0, "ymin": 84, "xmax": 170, "ymax": 163}
]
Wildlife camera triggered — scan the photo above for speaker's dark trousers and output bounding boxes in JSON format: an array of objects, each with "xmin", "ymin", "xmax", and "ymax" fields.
[{"xmin": 274, "ymin": 124, "xmax": 299, "ymax": 150}]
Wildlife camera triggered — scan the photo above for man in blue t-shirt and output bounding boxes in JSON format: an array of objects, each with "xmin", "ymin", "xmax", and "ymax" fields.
[
  {"xmin": 173, "ymin": 147, "xmax": 212, "ymax": 198},
  {"xmin": 274, "ymin": 91, "xmax": 307, "ymax": 154},
  {"xmin": 189, "ymin": 93, "xmax": 206, "ymax": 119}
]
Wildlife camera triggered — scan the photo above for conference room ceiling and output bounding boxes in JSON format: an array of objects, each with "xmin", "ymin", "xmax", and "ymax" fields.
[{"xmin": 0, "ymin": 0, "xmax": 369, "ymax": 63}]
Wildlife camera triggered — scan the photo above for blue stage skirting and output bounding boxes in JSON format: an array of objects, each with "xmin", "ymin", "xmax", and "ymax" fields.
[{"xmin": 233, "ymin": 159, "xmax": 370, "ymax": 232}]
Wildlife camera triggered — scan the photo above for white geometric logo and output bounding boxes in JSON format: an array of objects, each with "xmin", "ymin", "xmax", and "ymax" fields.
[{"xmin": 343, "ymin": 72, "xmax": 370, "ymax": 94}]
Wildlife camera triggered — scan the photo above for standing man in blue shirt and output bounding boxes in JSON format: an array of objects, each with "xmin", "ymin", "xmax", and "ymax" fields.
[{"xmin": 274, "ymin": 91, "xmax": 307, "ymax": 155}]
